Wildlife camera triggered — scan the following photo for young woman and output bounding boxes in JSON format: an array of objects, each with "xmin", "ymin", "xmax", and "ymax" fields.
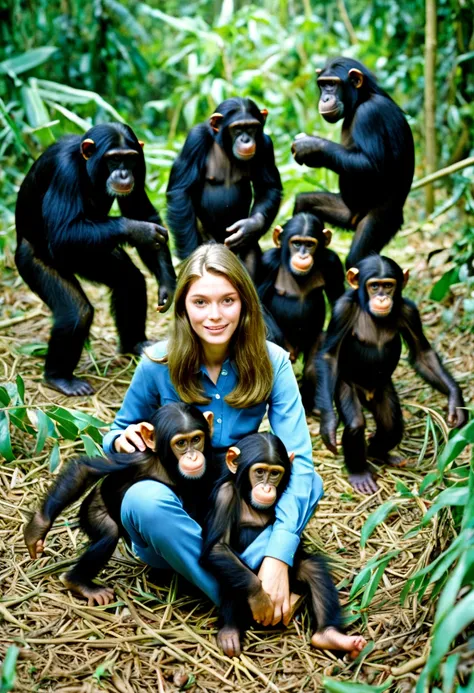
[{"xmin": 104, "ymin": 244, "xmax": 364, "ymax": 654}]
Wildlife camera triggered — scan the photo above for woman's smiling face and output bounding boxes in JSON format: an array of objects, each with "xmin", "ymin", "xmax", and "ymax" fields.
[{"xmin": 184, "ymin": 270, "xmax": 242, "ymax": 348}]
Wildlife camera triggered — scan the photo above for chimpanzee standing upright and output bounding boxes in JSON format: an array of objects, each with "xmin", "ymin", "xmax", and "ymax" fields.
[
  {"xmin": 258, "ymin": 213, "xmax": 345, "ymax": 411},
  {"xmin": 15, "ymin": 123, "xmax": 176, "ymax": 397},
  {"xmin": 316, "ymin": 255, "xmax": 467, "ymax": 495},
  {"xmin": 167, "ymin": 97, "xmax": 282, "ymax": 279},
  {"xmin": 292, "ymin": 57, "xmax": 415, "ymax": 267}
]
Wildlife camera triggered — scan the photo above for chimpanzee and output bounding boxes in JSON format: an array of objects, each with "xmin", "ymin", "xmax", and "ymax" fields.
[
  {"xmin": 166, "ymin": 97, "xmax": 282, "ymax": 279},
  {"xmin": 291, "ymin": 57, "xmax": 415, "ymax": 268},
  {"xmin": 201, "ymin": 432, "xmax": 366, "ymax": 658},
  {"xmin": 24, "ymin": 403, "xmax": 214, "ymax": 605},
  {"xmin": 258, "ymin": 213, "xmax": 345, "ymax": 410},
  {"xmin": 316, "ymin": 255, "xmax": 467, "ymax": 495},
  {"xmin": 15, "ymin": 123, "xmax": 176, "ymax": 397}
]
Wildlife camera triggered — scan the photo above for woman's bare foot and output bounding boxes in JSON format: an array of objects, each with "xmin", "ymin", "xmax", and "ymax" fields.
[
  {"xmin": 311, "ymin": 627, "xmax": 367, "ymax": 659},
  {"xmin": 60, "ymin": 573, "xmax": 115, "ymax": 607}
]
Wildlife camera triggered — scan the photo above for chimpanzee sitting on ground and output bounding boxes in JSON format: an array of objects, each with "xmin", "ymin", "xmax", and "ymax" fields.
[
  {"xmin": 258, "ymin": 213, "xmax": 345, "ymax": 411},
  {"xmin": 15, "ymin": 123, "xmax": 176, "ymax": 397},
  {"xmin": 24, "ymin": 403, "xmax": 214, "ymax": 605},
  {"xmin": 316, "ymin": 255, "xmax": 467, "ymax": 494},
  {"xmin": 167, "ymin": 97, "xmax": 282, "ymax": 279},
  {"xmin": 292, "ymin": 57, "xmax": 415, "ymax": 268},
  {"xmin": 202, "ymin": 432, "xmax": 367, "ymax": 658}
]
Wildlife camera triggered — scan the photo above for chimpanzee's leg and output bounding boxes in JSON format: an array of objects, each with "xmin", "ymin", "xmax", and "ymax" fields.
[
  {"xmin": 79, "ymin": 248, "xmax": 148, "ymax": 354},
  {"xmin": 301, "ymin": 331, "xmax": 325, "ymax": 414},
  {"xmin": 292, "ymin": 552, "xmax": 366, "ymax": 656},
  {"xmin": 347, "ymin": 208, "xmax": 403, "ymax": 268},
  {"xmin": 217, "ymin": 592, "xmax": 251, "ymax": 658},
  {"xmin": 335, "ymin": 381, "xmax": 378, "ymax": 494},
  {"xmin": 239, "ymin": 243, "xmax": 261, "ymax": 282},
  {"xmin": 293, "ymin": 192, "xmax": 353, "ymax": 229},
  {"xmin": 15, "ymin": 239, "xmax": 94, "ymax": 396},
  {"xmin": 366, "ymin": 381, "xmax": 406, "ymax": 466},
  {"xmin": 62, "ymin": 487, "xmax": 119, "ymax": 606}
]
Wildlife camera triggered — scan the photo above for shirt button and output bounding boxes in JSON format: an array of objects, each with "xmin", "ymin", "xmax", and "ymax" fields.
[
  {"xmin": 215, "ymin": 394, "xmax": 221, "ymax": 400},
  {"xmin": 221, "ymin": 370, "xmax": 228, "ymax": 376},
  {"xmin": 217, "ymin": 418, "xmax": 222, "ymax": 424}
]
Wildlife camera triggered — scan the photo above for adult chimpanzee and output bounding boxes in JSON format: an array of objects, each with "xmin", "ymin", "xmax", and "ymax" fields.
[
  {"xmin": 166, "ymin": 97, "xmax": 282, "ymax": 279},
  {"xmin": 316, "ymin": 255, "xmax": 467, "ymax": 495},
  {"xmin": 201, "ymin": 432, "xmax": 366, "ymax": 658},
  {"xmin": 24, "ymin": 403, "xmax": 214, "ymax": 605},
  {"xmin": 258, "ymin": 213, "xmax": 345, "ymax": 411},
  {"xmin": 15, "ymin": 123, "xmax": 176, "ymax": 397},
  {"xmin": 291, "ymin": 58, "xmax": 415, "ymax": 268}
]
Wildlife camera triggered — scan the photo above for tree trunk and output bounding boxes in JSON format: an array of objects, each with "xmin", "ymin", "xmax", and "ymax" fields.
[{"xmin": 424, "ymin": 0, "xmax": 437, "ymax": 214}]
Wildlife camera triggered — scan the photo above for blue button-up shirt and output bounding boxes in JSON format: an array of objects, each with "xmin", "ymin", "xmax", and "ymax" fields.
[{"xmin": 103, "ymin": 341, "xmax": 323, "ymax": 566}]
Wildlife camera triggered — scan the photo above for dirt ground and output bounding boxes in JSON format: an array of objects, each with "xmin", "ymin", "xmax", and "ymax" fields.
[{"xmin": 0, "ymin": 232, "xmax": 473, "ymax": 692}]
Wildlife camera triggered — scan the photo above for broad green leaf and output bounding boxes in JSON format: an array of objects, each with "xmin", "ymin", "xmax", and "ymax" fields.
[
  {"xmin": 435, "ymin": 547, "xmax": 474, "ymax": 622},
  {"xmin": 0, "ymin": 47, "xmax": 58, "ymax": 76},
  {"xmin": 68, "ymin": 410, "xmax": 107, "ymax": 430},
  {"xmin": 80, "ymin": 434, "xmax": 104, "ymax": 458},
  {"xmin": 0, "ymin": 387, "xmax": 10, "ymax": 406},
  {"xmin": 423, "ymin": 487, "xmax": 469, "ymax": 524},
  {"xmin": 323, "ymin": 678, "xmax": 393, "ymax": 693},
  {"xmin": 217, "ymin": 0, "xmax": 234, "ymax": 27},
  {"xmin": 426, "ymin": 591, "xmax": 474, "ymax": 679},
  {"xmin": 15, "ymin": 342, "xmax": 48, "ymax": 356},
  {"xmin": 430, "ymin": 268, "xmax": 459, "ymax": 302},
  {"xmin": 48, "ymin": 444, "xmax": 60, "ymax": 473},
  {"xmin": 442, "ymin": 653, "xmax": 460, "ymax": 693},
  {"xmin": 15, "ymin": 375, "xmax": 24, "ymax": 403},
  {"xmin": 47, "ymin": 102, "xmax": 91, "ymax": 131},
  {"xmin": 350, "ymin": 551, "xmax": 399, "ymax": 599},
  {"xmin": 35, "ymin": 410, "xmax": 51, "ymax": 454},
  {"xmin": 0, "ymin": 645, "xmax": 20, "ymax": 693},
  {"xmin": 35, "ymin": 80, "xmax": 124, "ymax": 122},
  {"xmin": 360, "ymin": 500, "xmax": 398, "ymax": 547},
  {"xmin": 21, "ymin": 85, "xmax": 50, "ymax": 128},
  {"xmin": 0, "ymin": 412, "xmax": 14, "ymax": 462}
]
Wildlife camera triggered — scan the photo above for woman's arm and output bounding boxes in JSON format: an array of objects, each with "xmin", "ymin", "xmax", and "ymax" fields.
[{"xmin": 102, "ymin": 352, "xmax": 164, "ymax": 455}]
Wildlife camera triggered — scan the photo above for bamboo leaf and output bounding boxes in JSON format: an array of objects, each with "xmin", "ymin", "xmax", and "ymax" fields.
[
  {"xmin": 47, "ymin": 102, "xmax": 91, "ymax": 131},
  {"xmin": 80, "ymin": 434, "xmax": 104, "ymax": 458},
  {"xmin": 48, "ymin": 444, "xmax": 60, "ymax": 473},
  {"xmin": 323, "ymin": 678, "xmax": 393, "ymax": 693},
  {"xmin": 423, "ymin": 487, "xmax": 469, "ymax": 524},
  {"xmin": 34, "ymin": 410, "xmax": 52, "ymax": 454},
  {"xmin": 0, "ymin": 645, "xmax": 20, "ymax": 693},
  {"xmin": 0, "ymin": 387, "xmax": 10, "ymax": 406},
  {"xmin": 426, "ymin": 591, "xmax": 474, "ymax": 679},
  {"xmin": 0, "ymin": 412, "xmax": 14, "ymax": 462},
  {"xmin": 15, "ymin": 375, "xmax": 25, "ymax": 403},
  {"xmin": 360, "ymin": 500, "xmax": 398, "ymax": 547},
  {"xmin": 0, "ymin": 47, "xmax": 58, "ymax": 76}
]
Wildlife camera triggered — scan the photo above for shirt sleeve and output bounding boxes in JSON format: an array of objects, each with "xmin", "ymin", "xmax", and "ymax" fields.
[
  {"xmin": 102, "ymin": 355, "xmax": 162, "ymax": 455},
  {"xmin": 264, "ymin": 345, "xmax": 324, "ymax": 566}
]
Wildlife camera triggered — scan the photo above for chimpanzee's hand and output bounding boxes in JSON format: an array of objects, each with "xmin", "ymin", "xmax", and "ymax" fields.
[
  {"xmin": 225, "ymin": 213, "xmax": 265, "ymax": 250},
  {"xmin": 291, "ymin": 133, "xmax": 326, "ymax": 167},
  {"xmin": 447, "ymin": 396, "xmax": 468, "ymax": 429},
  {"xmin": 320, "ymin": 409, "xmax": 338, "ymax": 454},
  {"xmin": 127, "ymin": 220, "xmax": 168, "ymax": 247},
  {"xmin": 156, "ymin": 285, "xmax": 173, "ymax": 313}
]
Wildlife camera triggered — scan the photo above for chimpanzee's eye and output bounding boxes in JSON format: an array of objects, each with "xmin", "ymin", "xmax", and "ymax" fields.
[
  {"xmin": 371, "ymin": 283, "xmax": 379, "ymax": 291},
  {"xmin": 292, "ymin": 241, "xmax": 301, "ymax": 249},
  {"xmin": 270, "ymin": 472, "xmax": 280, "ymax": 480},
  {"xmin": 255, "ymin": 469, "xmax": 264, "ymax": 477},
  {"xmin": 176, "ymin": 439, "xmax": 186, "ymax": 448},
  {"xmin": 192, "ymin": 435, "xmax": 201, "ymax": 444}
]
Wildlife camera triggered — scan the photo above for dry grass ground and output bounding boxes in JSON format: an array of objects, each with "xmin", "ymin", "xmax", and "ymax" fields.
[{"xmin": 0, "ymin": 236, "xmax": 472, "ymax": 693}]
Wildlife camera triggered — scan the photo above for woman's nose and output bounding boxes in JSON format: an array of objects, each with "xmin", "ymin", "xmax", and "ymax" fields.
[{"xmin": 208, "ymin": 302, "xmax": 220, "ymax": 319}]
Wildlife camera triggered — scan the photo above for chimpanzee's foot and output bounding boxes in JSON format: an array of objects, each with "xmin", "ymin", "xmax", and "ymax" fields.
[
  {"xmin": 60, "ymin": 573, "xmax": 115, "ymax": 606},
  {"xmin": 248, "ymin": 587, "xmax": 273, "ymax": 626},
  {"xmin": 311, "ymin": 627, "xmax": 367, "ymax": 659},
  {"xmin": 217, "ymin": 626, "xmax": 241, "ymax": 658},
  {"xmin": 24, "ymin": 511, "xmax": 51, "ymax": 559},
  {"xmin": 368, "ymin": 449, "xmax": 407, "ymax": 467},
  {"xmin": 44, "ymin": 375, "xmax": 94, "ymax": 396},
  {"xmin": 348, "ymin": 471, "xmax": 379, "ymax": 495}
]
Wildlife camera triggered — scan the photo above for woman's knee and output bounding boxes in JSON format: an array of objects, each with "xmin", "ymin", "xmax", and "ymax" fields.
[{"xmin": 121, "ymin": 480, "xmax": 181, "ymax": 529}]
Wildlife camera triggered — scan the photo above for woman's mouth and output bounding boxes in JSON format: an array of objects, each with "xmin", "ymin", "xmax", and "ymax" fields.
[{"xmin": 205, "ymin": 324, "xmax": 228, "ymax": 333}]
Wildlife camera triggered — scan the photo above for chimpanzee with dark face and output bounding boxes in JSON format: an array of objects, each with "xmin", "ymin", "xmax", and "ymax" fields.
[
  {"xmin": 201, "ymin": 432, "xmax": 366, "ymax": 658},
  {"xmin": 24, "ymin": 403, "xmax": 214, "ymax": 606},
  {"xmin": 291, "ymin": 58, "xmax": 415, "ymax": 268},
  {"xmin": 167, "ymin": 98, "xmax": 282, "ymax": 279},
  {"xmin": 316, "ymin": 255, "xmax": 467, "ymax": 495},
  {"xmin": 258, "ymin": 213, "xmax": 345, "ymax": 411},
  {"xmin": 15, "ymin": 123, "xmax": 176, "ymax": 397}
]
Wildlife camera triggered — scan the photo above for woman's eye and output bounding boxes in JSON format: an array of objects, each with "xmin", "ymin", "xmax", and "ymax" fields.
[
  {"xmin": 223, "ymin": 297, "xmax": 234, "ymax": 305},
  {"xmin": 194, "ymin": 299, "xmax": 206, "ymax": 306}
]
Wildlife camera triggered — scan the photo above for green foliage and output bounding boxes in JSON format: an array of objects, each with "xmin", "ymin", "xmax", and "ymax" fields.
[{"xmin": 0, "ymin": 646, "xmax": 19, "ymax": 693}]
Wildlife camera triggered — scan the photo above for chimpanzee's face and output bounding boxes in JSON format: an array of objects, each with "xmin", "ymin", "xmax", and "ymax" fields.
[
  {"xmin": 229, "ymin": 121, "xmax": 260, "ymax": 161},
  {"xmin": 171, "ymin": 429, "xmax": 207, "ymax": 479},
  {"xmin": 317, "ymin": 77, "xmax": 345, "ymax": 123},
  {"xmin": 248, "ymin": 463, "xmax": 286, "ymax": 510},
  {"xmin": 365, "ymin": 278, "xmax": 397, "ymax": 318},
  {"xmin": 103, "ymin": 150, "xmax": 139, "ymax": 197}
]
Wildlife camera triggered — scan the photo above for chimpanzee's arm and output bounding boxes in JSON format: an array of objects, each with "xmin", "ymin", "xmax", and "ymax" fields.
[
  {"xmin": 400, "ymin": 300, "xmax": 467, "ymax": 428},
  {"xmin": 166, "ymin": 124, "xmax": 212, "ymax": 260},
  {"xmin": 249, "ymin": 135, "xmax": 283, "ymax": 238},
  {"xmin": 322, "ymin": 249, "xmax": 346, "ymax": 305}
]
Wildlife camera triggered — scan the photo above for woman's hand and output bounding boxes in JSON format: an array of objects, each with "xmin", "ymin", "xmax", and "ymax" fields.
[
  {"xmin": 257, "ymin": 556, "xmax": 291, "ymax": 626},
  {"xmin": 114, "ymin": 422, "xmax": 152, "ymax": 453}
]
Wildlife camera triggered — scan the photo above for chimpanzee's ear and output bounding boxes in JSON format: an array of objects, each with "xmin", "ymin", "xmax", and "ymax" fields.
[
  {"xmin": 346, "ymin": 267, "xmax": 360, "ymax": 289},
  {"xmin": 203, "ymin": 411, "xmax": 214, "ymax": 438},
  {"xmin": 348, "ymin": 68, "xmax": 364, "ymax": 89},
  {"xmin": 273, "ymin": 225, "xmax": 283, "ymax": 247},
  {"xmin": 322, "ymin": 228, "xmax": 333, "ymax": 247},
  {"xmin": 137, "ymin": 422, "xmax": 155, "ymax": 450},
  {"xmin": 260, "ymin": 108, "xmax": 268, "ymax": 125},
  {"xmin": 226, "ymin": 446, "xmax": 240, "ymax": 474},
  {"xmin": 403, "ymin": 269, "xmax": 409, "ymax": 288},
  {"xmin": 138, "ymin": 140, "xmax": 145, "ymax": 149},
  {"xmin": 209, "ymin": 113, "xmax": 224, "ymax": 132},
  {"xmin": 81, "ymin": 138, "xmax": 96, "ymax": 160},
  {"xmin": 288, "ymin": 451, "xmax": 295, "ymax": 464}
]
